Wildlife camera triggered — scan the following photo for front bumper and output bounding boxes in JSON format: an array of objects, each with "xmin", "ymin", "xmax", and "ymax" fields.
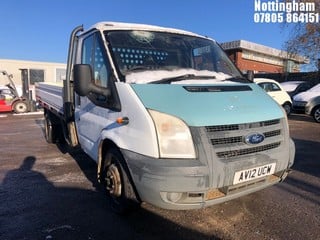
[
  {"xmin": 121, "ymin": 148, "xmax": 293, "ymax": 210},
  {"xmin": 292, "ymin": 101, "xmax": 307, "ymax": 111},
  {"xmin": 305, "ymin": 104, "xmax": 313, "ymax": 115},
  {"xmin": 120, "ymin": 116, "xmax": 295, "ymax": 210}
]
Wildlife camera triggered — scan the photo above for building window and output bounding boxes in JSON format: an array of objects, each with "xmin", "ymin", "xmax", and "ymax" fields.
[
  {"xmin": 242, "ymin": 50, "xmax": 283, "ymax": 66},
  {"xmin": 29, "ymin": 69, "xmax": 44, "ymax": 84},
  {"xmin": 56, "ymin": 68, "xmax": 66, "ymax": 82}
]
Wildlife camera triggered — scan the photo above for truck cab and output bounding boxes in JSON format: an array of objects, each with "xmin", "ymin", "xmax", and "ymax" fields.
[{"xmin": 37, "ymin": 22, "xmax": 295, "ymax": 213}]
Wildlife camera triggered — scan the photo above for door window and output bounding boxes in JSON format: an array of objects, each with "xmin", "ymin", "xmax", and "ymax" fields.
[
  {"xmin": 82, "ymin": 33, "xmax": 109, "ymax": 88},
  {"xmin": 259, "ymin": 82, "xmax": 281, "ymax": 92},
  {"xmin": 81, "ymin": 32, "xmax": 120, "ymax": 110}
]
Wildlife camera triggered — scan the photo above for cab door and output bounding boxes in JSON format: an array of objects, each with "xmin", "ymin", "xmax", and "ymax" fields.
[{"xmin": 74, "ymin": 32, "xmax": 120, "ymax": 161}]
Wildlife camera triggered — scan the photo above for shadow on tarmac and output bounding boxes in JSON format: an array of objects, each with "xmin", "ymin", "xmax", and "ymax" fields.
[
  {"xmin": 0, "ymin": 155, "xmax": 222, "ymax": 240},
  {"xmin": 291, "ymin": 138, "xmax": 320, "ymax": 178},
  {"xmin": 288, "ymin": 113, "xmax": 315, "ymax": 123}
]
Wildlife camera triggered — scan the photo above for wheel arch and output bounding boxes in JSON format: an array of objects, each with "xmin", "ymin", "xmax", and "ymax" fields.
[
  {"xmin": 11, "ymin": 98, "xmax": 30, "ymax": 113},
  {"xmin": 283, "ymin": 101, "xmax": 292, "ymax": 106},
  {"xmin": 311, "ymin": 104, "xmax": 320, "ymax": 114},
  {"xmin": 44, "ymin": 108, "xmax": 61, "ymax": 124},
  {"xmin": 311, "ymin": 104, "xmax": 320, "ymax": 123},
  {"xmin": 97, "ymin": 138, "xmax": 121, "ymax": 183},
  {"xmin": 97, "ymin": 137, "xmax": 142, "ymax": 210}
]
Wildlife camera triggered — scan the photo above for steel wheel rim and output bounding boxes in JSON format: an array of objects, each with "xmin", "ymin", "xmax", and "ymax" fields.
[
  {"xmin": 15, "ymin": 102, "xmax": 27, "ymax": 113},
  {"xmin": 315, "ymin": 108, "xmax": 320, "ymax": 122},
  {"xmin": 105, "ymin": 163, "xmax": 122, "ymax": 197}
]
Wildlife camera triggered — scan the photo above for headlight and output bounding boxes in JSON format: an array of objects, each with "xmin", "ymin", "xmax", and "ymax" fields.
[{"xmin": 148, "ymin": 109, "xmax": 196, "ymax": 159}]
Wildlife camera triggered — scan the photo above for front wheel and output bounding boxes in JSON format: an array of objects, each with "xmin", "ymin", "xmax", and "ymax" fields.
[
  {"xmin": 101, "ymin": 148, "xmax": 140, "ymax": 214},
  {"xmin": 312, "ymin": 106, "xmax": 320, "ymax": 123}
]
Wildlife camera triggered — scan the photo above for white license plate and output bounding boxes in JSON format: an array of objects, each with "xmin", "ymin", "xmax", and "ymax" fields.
[{"xmin": 233, "ymin": 163, "xmax": 276, "ymax": 185}]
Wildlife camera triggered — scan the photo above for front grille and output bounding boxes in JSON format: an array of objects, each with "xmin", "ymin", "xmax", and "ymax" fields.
[
  {"xmin": 206, "ymin": 124, "xmax": 240, "ymax": 132},
  {"xmin": 205, "ymin": 119, "xmax": 280, "ymax": 132},
  {"xmin": 211, "ymin": 136, "xmax": 243, "ymax": 145},
  {"xmin": 264, "ymin": 130, "xmax": 281, "ymax": 138},
  {"xmin": 216, "ymin": 142, "xmax": 281, "ymax": 158},
  {"xmin": 211, "ymin": 129, "xmax": 281, "ymax": 146},
  {"xmin": 205, "ymin": 119, "xmax": 283, "ymax": 159}
]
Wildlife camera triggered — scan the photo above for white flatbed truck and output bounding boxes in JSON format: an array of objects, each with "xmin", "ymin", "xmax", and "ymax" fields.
[{"xmin": 36, "ymin": 22, "xmax": 295, "ymax": 213}]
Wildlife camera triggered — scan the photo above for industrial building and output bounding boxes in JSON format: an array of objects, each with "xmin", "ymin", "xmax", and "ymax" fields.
[
  {"xmin": 0, "ymin": 59, "xmax": 66, "ymax": 100},
  {"xmin": 0, "ymin": 58, "xmax": 65, "ymax": 85},
  {"xmin": 221, "ymin": 40, "xmax": 308, "ymax": 74}
]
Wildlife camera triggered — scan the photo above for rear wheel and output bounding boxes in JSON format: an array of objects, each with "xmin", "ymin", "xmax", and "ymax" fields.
[
  {"xmin": 13, "ymin": 100, "xmax": 28, "ymax": 113},
  {"xmin": 312, "ymin": 106, "xmax": 320, "ymax": 123},
  {"xmin": 282, "ymin": 102, "xmax": 291, "ymax": 115},
  {"xmin": 101, "ymin": 147, "xmax": 140, "ymax": 214},
  {"xmin": 44, "ymin": 113, "xmax": 62, "ymax": 143}
]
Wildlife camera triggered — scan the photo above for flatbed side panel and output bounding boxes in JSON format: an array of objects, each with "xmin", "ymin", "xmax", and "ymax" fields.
[{"xmin": 35, "ymin": 82, "xmax": 64, "ymax": 116}]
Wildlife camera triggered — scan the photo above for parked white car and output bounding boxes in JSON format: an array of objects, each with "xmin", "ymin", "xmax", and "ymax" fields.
[
  {"xmin": 280, "ymin": 81, "xmax": 313, "ymax": 98},
  {"xmin": 254, "ymin": 78, "xmax": 292, "ymax": 115},
  {"xmin": 293, "ymin": 83, "xmax": 320, "ymax": 112}
]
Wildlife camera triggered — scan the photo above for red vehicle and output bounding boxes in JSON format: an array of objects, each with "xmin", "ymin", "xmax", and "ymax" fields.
[{"xmin": 0, "ymin": 71, "xmax": 29, "ymax": 113}]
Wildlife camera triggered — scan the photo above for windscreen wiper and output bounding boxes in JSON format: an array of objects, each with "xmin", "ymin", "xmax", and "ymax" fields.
[
  {"xmin": 152, "ymin": 74, "xmax": 216, "ymax": 84},
  {"xmin": 225, "ymin": 76, "xmax": 250, "ymax": 83}
]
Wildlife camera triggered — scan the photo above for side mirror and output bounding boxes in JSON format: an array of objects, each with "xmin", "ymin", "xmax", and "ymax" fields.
[
  {"xmin": 247, "ymin": 70, "xmax": 254, "ymax": 82},
  {"xmin": 73, "ymin": 64, "xmax": 91, "ymax": 96},
  {"xmin": 73, "ymin": 64, "xmax": 110, "ymax": 97}
]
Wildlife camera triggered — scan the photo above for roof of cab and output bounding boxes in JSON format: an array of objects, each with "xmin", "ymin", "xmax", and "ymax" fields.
[{"xmin": 86, "ymin": 21, "xmax": 209, "ymax": 40}]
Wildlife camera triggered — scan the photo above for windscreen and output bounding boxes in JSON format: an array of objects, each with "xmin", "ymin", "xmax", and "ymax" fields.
[{"xmin": 105, "ymin": 30, "xmax": 243, "ymax": 83}]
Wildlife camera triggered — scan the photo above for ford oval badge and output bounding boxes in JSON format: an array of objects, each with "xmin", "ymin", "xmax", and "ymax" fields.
[{"xmin": 245, "ymin": 133, "xmax": 265, "ymax": 145}]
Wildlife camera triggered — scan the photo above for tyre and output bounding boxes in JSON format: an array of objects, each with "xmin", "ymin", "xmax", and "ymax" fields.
[
  {"xmin": 282, "ymin": 103, "xmax": 291, "ymax": 115},
  {"xmin": 44, "ymin": 113, "xmax": 62, "ymax": 143},
  {"xmin": 312, "ymin": 106, "xmax": 320, "ymax": 123},
  {"xmin": 13, "ymin": 100, "xmax": 28, "ymax": 113},
  {"xmin": 101, "ymin": 147, "xmax": 140, "ymax": 214}
]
